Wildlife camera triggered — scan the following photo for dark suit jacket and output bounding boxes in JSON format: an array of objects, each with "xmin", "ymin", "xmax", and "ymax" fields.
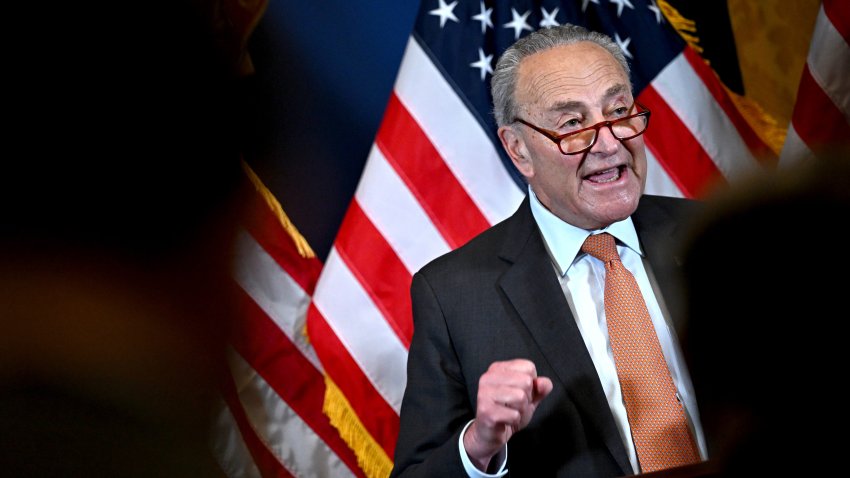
[{"xmin": 390, "ymin": 194, "xmax": 701, "ymax": 477}]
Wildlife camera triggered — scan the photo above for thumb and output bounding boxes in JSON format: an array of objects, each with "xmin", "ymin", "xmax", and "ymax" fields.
[{"xmin": 532, "ymin": 376, "xmax": 553, "ymax": 405}]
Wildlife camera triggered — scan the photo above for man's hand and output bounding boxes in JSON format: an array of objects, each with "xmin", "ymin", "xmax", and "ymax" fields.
[{"xmin": 462, "ymin": 359, "xmax": 553, "ymax": 471}]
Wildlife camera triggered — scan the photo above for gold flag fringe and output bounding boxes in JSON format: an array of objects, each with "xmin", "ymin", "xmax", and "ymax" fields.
[
  {"xmin": 658, "ymin": 0, "xmax": 703, "ymax": 55},
  {"xmin": 240, "ymin": 159, "xmax": 316, "ymax": 259},
  {"xmin": 724, "ymin": 87, "xmax": 787, "ymax": 156},
  {"xmin": 323, "ymin": 377, "xmax": 394, "ymax": 478},
  {"xmin": 657, "ymin": 0, "xmax": 786, "ymax": 158}
]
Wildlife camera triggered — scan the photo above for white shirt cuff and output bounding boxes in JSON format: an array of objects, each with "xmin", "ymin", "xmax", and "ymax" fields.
[{"xmin": 458, "ymin": 420, "xmax": 508, "ymax": 477}]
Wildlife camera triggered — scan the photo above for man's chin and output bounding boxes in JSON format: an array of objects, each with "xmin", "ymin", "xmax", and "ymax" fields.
[{"xmin": 584, "ymin": 192, "xmax": 641, "ymax": 228}]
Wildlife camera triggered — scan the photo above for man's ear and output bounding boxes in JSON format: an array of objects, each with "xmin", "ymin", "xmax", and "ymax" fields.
[{"xmin": 498, "ymin": 125, "xmax": 534, "ymax": 179}]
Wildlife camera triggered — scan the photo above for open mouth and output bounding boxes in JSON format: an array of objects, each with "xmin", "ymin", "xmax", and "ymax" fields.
[{"xmin": 584, "ymin": 165, "xmax": 625, "ymax": 184}]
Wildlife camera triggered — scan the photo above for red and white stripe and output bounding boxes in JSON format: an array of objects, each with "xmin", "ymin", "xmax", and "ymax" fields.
[
  {"xmin": 213, "ymin": 173, "xmax": 364, "ymax": 478},
  {"xmin": 306, "ymin": 28, "xmax": 769, "ymax": 474},
  {"xmin": 306, "ymin": 37, "xmax": 522, "ymax": 467},
  {"xmin": 641, "ymin": 46, "xmax": 774, "ymax": 197},
  {"xmin": 780, "ymin": 0, "xmax": 850, "ymax": 166}
]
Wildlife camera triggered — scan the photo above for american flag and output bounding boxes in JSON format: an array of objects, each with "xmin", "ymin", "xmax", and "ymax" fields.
[
  {"xmin": 779, "ymin": 0, "xmax": 850, "ymax": 165},
  {"xmin": 212, "ymin": 163, "xmax": 366, "ymax": 477},
  {"xmin": 212, "ymin": 1, "xmax": 847, "ymax": 477},
  {"xmin": 305, "ymin": 1, "xmax": 774, "ymax": 477}
]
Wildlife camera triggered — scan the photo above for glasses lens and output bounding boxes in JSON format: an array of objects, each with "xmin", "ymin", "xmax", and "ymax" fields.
[
  {"xmin": 560, "ymin": 128, "xmax": 596, "ymax": 154},
  {"xmin": 612, "ymin": 114, "xmax": 648, "ymax": 139}
]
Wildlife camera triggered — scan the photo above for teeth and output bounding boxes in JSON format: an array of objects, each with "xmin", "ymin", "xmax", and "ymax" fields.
[
  {"xmin": 597, "ymin": 171, "xmax": 619, "ymax": 183},
  {"xmin": 587, "ymin": 167, "xmax": 621, "ymax": 183}
]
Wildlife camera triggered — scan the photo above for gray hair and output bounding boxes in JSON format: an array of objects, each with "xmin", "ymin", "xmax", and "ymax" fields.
[{"xmin": 491, "ymin": 24, "xmax": 631, "ymax": 127}]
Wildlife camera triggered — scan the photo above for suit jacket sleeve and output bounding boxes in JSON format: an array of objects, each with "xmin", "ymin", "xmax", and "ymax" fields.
[{"xmin": 389, "ymin": 271, "xmax": 475, "ymax": 477}]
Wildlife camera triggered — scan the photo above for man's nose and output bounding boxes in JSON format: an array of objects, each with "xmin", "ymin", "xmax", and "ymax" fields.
[{"xmin": 590, "ymin": 123, "xmax": 620, "ymax": 155}]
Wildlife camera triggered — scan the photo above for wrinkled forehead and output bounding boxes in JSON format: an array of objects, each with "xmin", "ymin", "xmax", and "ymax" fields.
[{"xmin": 515, "ymin": 42, "xmax": 631, "ymax": 113}]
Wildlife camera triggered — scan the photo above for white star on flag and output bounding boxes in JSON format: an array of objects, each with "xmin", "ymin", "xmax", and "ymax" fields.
[
  {"xmin": 503, "ymin": 8, "xmax": 533, "ymax": 40},
  {"xmin": 540, "ymin": 7, "xmax": 560, "ymax": 28},
  {"xmin": 609, "ymin": 0, "xmax": 634, "ymax": 18},
  {"xmin": 472, "ymin": 1, "xmax": 493, "ymax": 34},
  {"xmin": 647, "ymin": 0, "xmax": 663, "ymax": 24},
  {"xmin": 429, "ymin": 0, "xmax": 459, "ymax": 28},
  {"xmin": 615, "ymin": 32, "xmax": 633, "ymax": 58},
  {"xmin": 470, "ymin": 48, "xmax": 494, "ymax": 81}
]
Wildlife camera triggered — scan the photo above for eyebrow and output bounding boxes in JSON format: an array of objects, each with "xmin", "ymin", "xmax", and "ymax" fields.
[
  {"xmin": 547, "ymin": 83, "xmax": 632, "ymax": 114},
  {"xmin": 603, "ymin": 84, "xmax": 630, "ymax": 102}
]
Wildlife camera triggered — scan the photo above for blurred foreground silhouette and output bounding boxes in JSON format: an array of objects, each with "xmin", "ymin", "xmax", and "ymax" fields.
[
  {"xmin": 681, "ymin": 152, "xmax": 850, "ymax": 476},
  {"xmin": 1, "ymin": 1, "xmax": 258, "ymax": 475}
]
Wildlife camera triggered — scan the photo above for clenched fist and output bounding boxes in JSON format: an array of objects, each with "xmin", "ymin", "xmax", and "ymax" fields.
[{"xmin": 462, "ymin": 359, "xmax": 553, "ymax": 471}]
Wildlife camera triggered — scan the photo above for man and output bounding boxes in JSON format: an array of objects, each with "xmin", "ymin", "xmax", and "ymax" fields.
[{"xmin": 391, "ymin": 24, "xmax": 706, "ymax": 477}]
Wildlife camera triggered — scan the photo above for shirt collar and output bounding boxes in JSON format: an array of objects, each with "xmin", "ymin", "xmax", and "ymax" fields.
[{"xmin": 528, "ymin": 185, "xmax": 643, "ymax": 277}]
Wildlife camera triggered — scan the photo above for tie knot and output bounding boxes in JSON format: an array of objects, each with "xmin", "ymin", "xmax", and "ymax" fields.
[{"xmin": 581, "ymin": 232, "xmax": 620, "ymax": 262}]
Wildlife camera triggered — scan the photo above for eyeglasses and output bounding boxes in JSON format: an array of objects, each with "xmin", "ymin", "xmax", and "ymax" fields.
[{"xmin": 513, "ymin": 102, "xmax": 651, "ymax": 155}]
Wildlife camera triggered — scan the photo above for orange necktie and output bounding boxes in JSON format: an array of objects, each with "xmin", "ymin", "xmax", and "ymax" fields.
[{"xmin": 581, "ymin": 233, "xmax": 700, "ymax": 473}]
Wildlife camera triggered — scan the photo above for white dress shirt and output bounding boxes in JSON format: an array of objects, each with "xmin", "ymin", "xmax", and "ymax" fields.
[{"xmin": 461, "ymin": 187, "xmax": 706, "ymax": 477}]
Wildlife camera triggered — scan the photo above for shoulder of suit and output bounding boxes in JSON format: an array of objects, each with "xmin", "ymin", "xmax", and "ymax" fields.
[
  {"xmin": 638, "ymin": 194, "xmax": 704, "ymax": 218},
  {"xmin": 640, "ymin": 194, "xmax": 702, "ymax": 207}
]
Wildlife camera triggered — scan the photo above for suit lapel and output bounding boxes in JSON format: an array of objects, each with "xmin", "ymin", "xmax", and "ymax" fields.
[{"xmin": 496, "ymin": 198, "xmax": 632, "ymax": 475}]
